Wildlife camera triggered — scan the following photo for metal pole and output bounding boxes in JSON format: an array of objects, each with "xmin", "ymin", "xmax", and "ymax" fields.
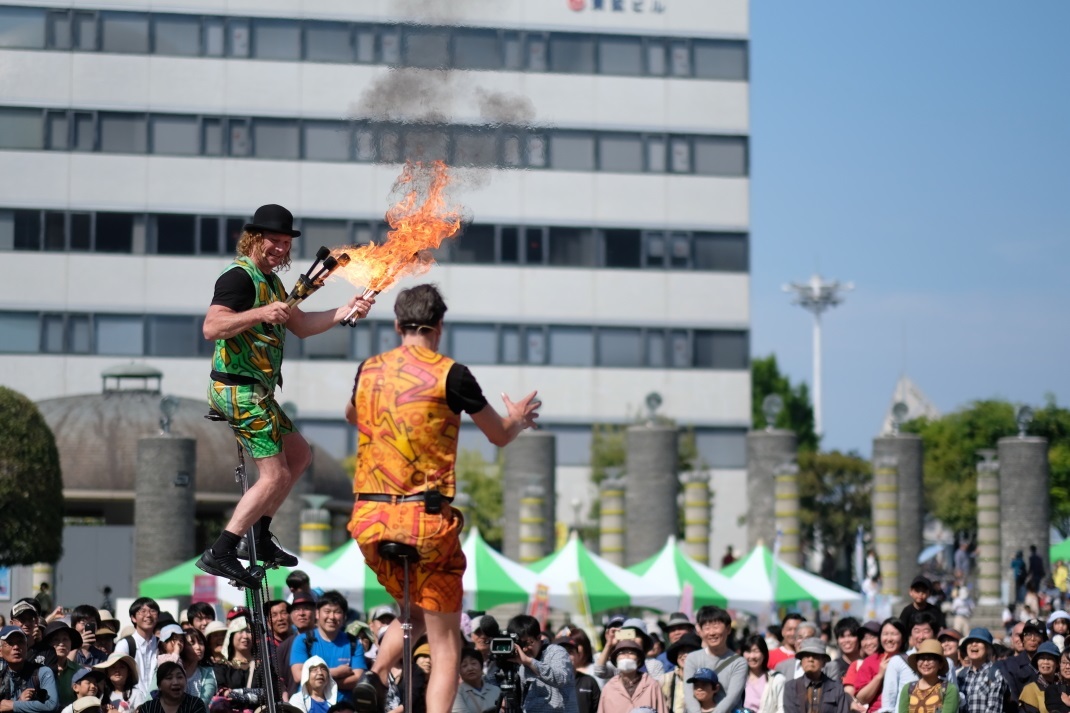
[{"xmin": 813, "ymin": 312, "xmax": 822, "ymax": 436}]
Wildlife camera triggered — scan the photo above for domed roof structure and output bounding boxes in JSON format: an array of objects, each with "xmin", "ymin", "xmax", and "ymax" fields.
[{"xmin": 36, "ymin": 366, "xmax": 352, "ymax": 506}]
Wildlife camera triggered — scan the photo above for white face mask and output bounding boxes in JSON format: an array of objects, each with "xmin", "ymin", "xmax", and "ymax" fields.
[{"xmin": 617, "ymin": 658, "xmax": 639, "ymax": 673}]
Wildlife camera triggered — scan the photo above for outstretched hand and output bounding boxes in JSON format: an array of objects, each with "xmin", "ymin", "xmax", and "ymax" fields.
[
  {"xmin": 345, "ymin": 293, "xmax": 376, "ymax": 321},
  {"xmin": 502, "ymin": 390, "xmax": 541, "ymax": 431}
]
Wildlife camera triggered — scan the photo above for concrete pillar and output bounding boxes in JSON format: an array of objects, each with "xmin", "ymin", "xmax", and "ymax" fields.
[
  {"xmin": 682, "ymin": 473, "xmax": 711, "ymax": 564},
  {"xmin": 998, "ymin": 436, "xmax": 1050, "ymax": 583},
  {"xmin": 746, "ymin": 430, "xmax": 797, "ymax": 551},
  {"xmin": 774, "ymin": 462, "xmax": 801, "ymax": 567},
  {"xmin": 625, "ymin": 425, "xmax": 678, "ymax": 565},
  {"xmin": 135, "ymin": 436, "xmax": 196, "ymax": 587},
  {"xmin": 976, "ymin": 451, "xmax": 1001, "ymax": 605},
  {"xmin": 299, "ymin": 496, "xmax": 331, "ymax": 563},
  {"xmin": 872, "ymin": 455, "xmax": 899, "ymax": 596},
  {"xmin": 502, "ymin": 432, "xmax": 557, "ymax": 561},
  {"xmin": 599, "ymin": 477, "xmax": 626, "ymax": 566},
  {"xmin": 873, "ymin": 434, "xmax": 923, "ymax": 595},
  {"xmin": 451, "ymin": 492, "xmax": 472, "ymax": 535},
  {"xmin": 518, "ymin": 485, "xmax": 547, "ymax": 564}
]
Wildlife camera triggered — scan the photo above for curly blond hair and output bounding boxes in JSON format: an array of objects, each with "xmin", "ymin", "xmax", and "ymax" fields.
[{"xmin": 236, "ymin": 229, "xmax": 292, "ymax": 272}]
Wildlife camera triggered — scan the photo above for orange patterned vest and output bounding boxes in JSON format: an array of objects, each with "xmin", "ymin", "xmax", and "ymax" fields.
[{"xmin": 353, "ymin": 345, "xmax": 460, "ymax": 498}]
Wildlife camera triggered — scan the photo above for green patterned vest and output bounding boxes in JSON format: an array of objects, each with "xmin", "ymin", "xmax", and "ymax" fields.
[{"xmin": 211, "ymin": 256, "xmax": 287, "ymax": 390}]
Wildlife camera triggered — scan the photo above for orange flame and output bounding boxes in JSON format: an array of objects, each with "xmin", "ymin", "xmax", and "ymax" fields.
[{"xmin": 331, "ymin": 160, "xmax": 463, "ymax": 295}]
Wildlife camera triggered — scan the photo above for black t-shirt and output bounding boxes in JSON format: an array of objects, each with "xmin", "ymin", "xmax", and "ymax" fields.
[
  {"xmin": 898, "ymin": 600, "xmax": 946, "ymax": 631},
  {"xmin": 210, "ymin": 268, "xmax": 256, "ymax": 312},
  {"xmin": 350, "ymin": 362, "xmax": 488, "ymax": 416}
]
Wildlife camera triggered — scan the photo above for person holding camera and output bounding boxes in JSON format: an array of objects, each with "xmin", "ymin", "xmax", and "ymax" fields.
[
  {"xmin": 0, "ymin": 625, "xmax": 58, "ymax": 713},
  {"xmin": 348, "ymin": 285, "xmax": 541, "ymax": 713},
  {"xmin": 500, "ymin": 615, "xmax": 577, "ymax": 713}
]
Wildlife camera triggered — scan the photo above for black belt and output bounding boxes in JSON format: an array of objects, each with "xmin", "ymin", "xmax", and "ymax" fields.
[{"xmin": 357, "ymin": 493, "xmax": 452, "ymax": 504}]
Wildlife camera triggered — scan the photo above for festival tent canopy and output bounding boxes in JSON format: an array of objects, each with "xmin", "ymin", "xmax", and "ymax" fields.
[
  {"xmin": 1051, "ymin": 539, "xmax": 1070, "ymax": 563},
  {"xmin": 461, "ymin": 528, "xmax": 542, "ymax": 611},
  {"xmin": 138, "ymin": 554, "xmax": 344, "ymax": 606},
  {"xmin": 720, "ymin": 545, "xmax": 864, "ymax": 617},
  {"xmin": 528, "ymin": 533, "xmax": 677, "ymax": 614},
  {"xmin": 315, "ymin": 541, "xmax": 395, "ymax": 612},
  {"xmin": 628, "ymin": 536, "xmax": 768, "ymax": 612}
]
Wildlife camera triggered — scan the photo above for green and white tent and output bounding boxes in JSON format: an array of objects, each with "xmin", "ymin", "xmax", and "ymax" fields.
[
  {"xmin": 721, "ymin": 545, "xmax": 864, "ymax": 617},
  {"xmin": 528, "ymin": 533, "xmax": 676, "ymax": 613},
  {"xmin": 316, "ymin": 541, "xmax": 395, "ymax": 612},
  {"xmin": 628, "ymin": 536, "xmax": 767, "ymax": 612},
  {"xmin": 461, "ymin": 529, "xmax": 541, "ymax": 611}
]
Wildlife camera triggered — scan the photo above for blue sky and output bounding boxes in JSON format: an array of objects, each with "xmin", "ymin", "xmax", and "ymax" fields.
[{"xmin": 748, "ymin": 1, "xmax": 1070, "ymax": 454}]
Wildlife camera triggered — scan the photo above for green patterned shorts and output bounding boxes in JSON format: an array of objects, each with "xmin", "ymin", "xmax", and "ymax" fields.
[{"xmin": 208, "ymin": 381, "xmax": 295, "ymax": 459}]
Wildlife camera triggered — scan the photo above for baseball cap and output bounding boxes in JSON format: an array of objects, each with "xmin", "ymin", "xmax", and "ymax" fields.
[
  {"xmin": 0, "ymin": 626, "xmax": 27, "ymax": 642},
  {"xmin": 937, "ymin": 628, "xmax": 962, "ymax": 642},
  {"xmin": 158, "ymin": 624, "xmax": 185, "ymax": 642},
  {"xmin": 226, "ymin": 607, "xmax": 250, "ymax": 621},
  {"xmin": 11, "ymin": 600, "xmax": 37, "ymax": 619},
  {"xmin": 1022, "ymin": 619, "xmax": 1047, "ymax": 637},
  {"xmin": 910, "ymin": 575, "xmax": 932, "ymax": 591},
  {"xmin": 288, "ymin": 593, "xmax": 316, "ymax": 612},
  {"xmin": 370, "ymin": 605, "xmax": 397, "ymax": 622},
  {"xmin": 687, "ymin": 667, "xmax": 719, "ymax": 686},
  {"xmin": 73, "ymin": 697, "xmax": 102, "ymax": 713},
  {"xmin": 606, "ymin": 615, "xmax": 626, "ymax": 629},
  {"xmin": 73, "ymin": 668, "xmax": 104, "ymax": 684}
]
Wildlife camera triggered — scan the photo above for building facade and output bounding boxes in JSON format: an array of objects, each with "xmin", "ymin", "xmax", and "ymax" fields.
[{"xmin": 0, "ymin": 0, "xmax": 750, "ymax": 562}]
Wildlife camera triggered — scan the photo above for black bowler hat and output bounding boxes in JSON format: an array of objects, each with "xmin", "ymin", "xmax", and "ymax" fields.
[{"xmin": 244, "ymin": 204, "xmax": 301, "ymax": 237}]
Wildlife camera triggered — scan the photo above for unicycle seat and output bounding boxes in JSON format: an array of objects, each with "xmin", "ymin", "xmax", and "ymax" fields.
[{"xmin": 378, "ymin": 541, "xmax": 419, "ymax": 564}]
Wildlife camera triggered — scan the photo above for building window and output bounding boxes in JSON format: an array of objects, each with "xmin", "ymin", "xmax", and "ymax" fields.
[
  {"xmin": 0, "ymin": 210, "xmax": 40, "ymax": 251},
  {"xmin": 670, "ymin": 330, "xmax": 690, "ymax": 368},
  {"xmin": 645, "ymin": 39, "xmax": 667, "ymax": 76},
  {"xmin": 228, "ymin": 18, "xmax": 249, "ymax": 57},
  {"xmin": 549, "ymin": 35, "xmax": 595, "ymax": 73},
  {"xmin": 376, "ymin": 324, "xmax": 399, "ymax": 353},
  {"xmin": 646, "ymin": 137, "xmax": 667, "ymax": 173},
  {"xmin": 72, "ymin": 112, "xmax": 94, "ymax": 151},
  {"xmin": 47, "ymin": 10, "xmax": 70, "ymax": 50},
  {"xmin": 404, "ymin": 128, "xmax": 448, "ymax": 162},
  {"xmin": 502, "ymin": 33, "xmax": 523, "ymax": 70},
  {"xmin": 454, "ymin": 29, "xmax": 499, "ymax": 70},
  {"xmin": 599, "ymin": 37, "xmax": 642, "ymax": 76},
  {"xmin": 306, "ymin": 23, "xmax": 352, "ymax": 63},
  {"xmin": 527, "ymin": 35, "xmax": 548, "ymax": 71},
  {"xmin": 151, "ymin": 115, "xmax": 199, "ymax": 155},
  {"xmin": 355, "ymin": 129, "xmax": 376, "ymax": 161},
  {"xmin": 646, "ymin": 331, "xmax": 666, "ymax": 368},
  {"xmin": 500, "ymin": 227, "xmax": 519, "ymax": 263},
  {"xmin": 155, "ymin": 214, "xmax": 196, "ymax": 255},
  {"xmin": 252, "ymin": 19, "xmax": 300, "ymax": 61},
  {"xmin": 43, "ymin": 212, "xmax": 64, "ymax": 250},
  {"xmin": 693, "ymin": 330, "xmax": 748, "ymax": 369},
  {"xmin": 301, "ymin": 421, "xmax": 351, "ymax": 461},
  {"xmin": 298, "ymin": 220, "xmax": 348, "ymax": 259},
  {"xmin": 454, "ymin": 130, "xmax": 498, "ymax": 167},
  {"xmin": 693, "ymin": 233, "xmax": 748, "ymax": 272},
  {"xmin": 693, "ymin": 40, "xmax": 748, "ymax": 81},
  {"xmin": 199, "ymin": 217, "xmax": 220, "ymax": 253},
  {"xmin": 598, "ymin": 328, "xmax": 642, "ymax": 367},
  {"xmin": 454, "ymin": 224, "xmax": 495, "ymax": 264},
  {"xmin": 47, "ymin": 112, "xmax": 68, "ymax": 150},
  {"xmin": 147, "ymin": 315, "xmax": 197, "ymax": 356},
  {"xmin": 604, "ymin": 229, "xmax": 641, "ymax": 268},
  {"xmin": 303, "ymin": 327, "xmax": 350, "ymax": 360},
  {"xmin": 252, "ymin": 119, "xmax": 298, "ymax": 159},
  {"xmin": 70, "ymin": 213, "xmax": 90, "ymax": 250},
  {"xmin": 0, "ymin": 108, "xmax": 43, "ymax": 150},
  {"xmin": 549, "ymin": 227, "xmax": 596, "ymax": 267},
  {"xmin": 204, "ymin": 18, "xmax": 223, "ymax": 56},
  {"xmin": 670, "ymin": 41, "xmax": 690, "ymax": 76},
  {"xmin": 670, "ymin": 138, "xmax": 690, "ymax": 173},
  {"xmin": 550, "ymin": 134, "xmax": 595, "ymax": 172},
  {"xmin": 99, "ymin": 113, "xmax": 147, "ymax": 153},
  {"xmin": 355, "ymin": 28, "xmax": 376, "ymax": 63},
  {"xmin": 380, "ymin": 29, "xmax": 400, "ymax": 64},
  {"xmin": 599, "ymin": 135, "xmax": 643, "ymax": 173},
  {"xmin": 0, "ymin": 7, "xmax": 45, "ymax": 49},
  {"xmin": 525, "ymin": 328, "xmax": 546, "ymax": 364},
  {"xmin": 153, "ymin": 15, "xmax": 200, "ymax": 56},
  {"xmin": 501, "ymin": 326, "xmax": 521, "ymax": 364},
  {"xmin": 95, "ymin": 315, "xmax": 144, "ymax": 355},
  {"xmin": 100, "ymin": 13, "xmax": 148, "ymax": 53},
  {"xmin": 304, "ymin": 122, "xmax": 350, "ymax": 162},
  {"xmin": 694, "ymin": 137, "xmax": 747, "ymax": 177},
  {"xmin": 95, "ymin": 213, "xmax": 133, "ymax": 253},
  {"xmin": 0, "ymin": 313, "xmax": 39, "ymax": 353},
  {"xmin": 527, "ymin": 135, "xmax": 547, "ymax": 168},
  {"xmin": 548, "ymin": 326, "xmax": 594, "ymax": 366},
  {"xmin": 449, "ymin": 324, "xmax": 497, "ymax": 364},
  {"xmin": 404, "ymin": 29, "xmax": 449, "ymax": 69},
  {"xmin": 380, "ymin": 130, "xmax": 400, "ymax": 163},
  {"xmin": 524, "ymin": 227, "xmax": 545, "ymax": 264}
]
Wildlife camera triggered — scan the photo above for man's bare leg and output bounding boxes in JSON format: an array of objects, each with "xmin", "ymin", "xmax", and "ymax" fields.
[
  {"xmin": 422, "ymin": 610, "xmax": 462, "ymax": 713},
  {"xmin": 369, "ymin": 609, "xmax": 428, "ymax": 686},
  {"xmin": 225, "ymin": 450, "xmax": 291, "ymax": 535}
]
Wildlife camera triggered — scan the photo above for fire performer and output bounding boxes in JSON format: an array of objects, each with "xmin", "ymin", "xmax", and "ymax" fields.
[
  {"xmin": 198, "ymin": 204, "xmax": 376, "ymax": 588},
  {"xmin": 346, "ymin": 284, "xmax": 540, "ymax": 713}
]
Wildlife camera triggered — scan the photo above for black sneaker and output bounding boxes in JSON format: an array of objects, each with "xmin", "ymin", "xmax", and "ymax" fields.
[
  {"xmin": 353, "ymin": 672, "xmax": 386, "ymax": 713},
  {"xmin": 236, "ymin": 533, "xmax": 299, "ymax": 568},
  {"xmin": 196, "ymin": 548, "xmax": 259, "ymax": 589}
]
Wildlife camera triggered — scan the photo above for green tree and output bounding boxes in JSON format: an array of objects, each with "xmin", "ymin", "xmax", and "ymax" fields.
[
  {"xmin": 751, "ymin": 355, "xmax": 819, "ymax": 452},
  {"xmin": 0, "ymin": 387, "xmax": 64, "ymax": 564},
  {"xmin": 904, "ymin": 397, "xmax": 1070, "ymax": 537},
  {"xmin": 455, "ymin": 449, "xmax": 504, "ymax": 549},
  {"xmin": 797, "ymin": 450, "xmax": 871, "ymax": 584}
]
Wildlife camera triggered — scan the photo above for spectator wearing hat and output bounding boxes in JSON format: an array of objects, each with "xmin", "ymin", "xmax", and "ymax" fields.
[
  {"xmin": 594, "ymin": 620, "xmax": 664, "ymax": 683},
  {"xmin": 683, "ymin": 606, "xmax": 746, "ymax": 713},
  {"xmin": 554, "ymin": 637, "xmax": 599, "ymax": 713},
  {"xmin": 853, "ymin": 618, "xmax": 908, "ymax": 713},
  {"xmin": 881, "ymin": 613, "xmax": 945, "ymax": 713},
  {"xmin": 113, "ymin": 599, "xmax": 159, "ymax": 704},
  {"xmin": 739, "ymin": 634, "xmax": 784, "ymax": 713},
  {"xmin": 59, "ymin": 668, "xmax": 105, "ymax": 713},
  {"xmin": 367, "ymin": 607, "xmax": 396, "ymax": 645},
  {"xmin": 1044, "ymin": 649, "xmax": 1070, "ymax": 713},
  {"xmin": 42, "ymin": 622, "xmax": 85, "ymax": 709},
  {"xmin": 10, "ymin": 601, "xmax": 51, "ymax": 670},
  {"xmin": 783, "ymin": 638, "xmax": 850, "ymax": 713},
  {"xmin": 775, "ymin": 622, "xmax": 819, "ymax": 681},
  {"xmin": 687, "ymin": 669, "xmax": 720, "ymax": 713},
  {"xmin": 0, "ymin": 625, "xmax": 58, "ymax": 713},
  {"xmin": 1000, "ymin": 618, "xmax": 1044, "ymax": 699},
  {"xmin": 898, "ymin": 639, "xmax": 957, "ymax": 713},
  {"xmin": 954, "ymin": 628, "xmax": 1010, "ymax": 713},
  {"xmin": 94, "ymin": 652, "xmax": 144, "ymax": 712},
  {"xmin": 898, "ymin": 577, "xmax": 946, "ymax": 633},
  {"xmin": 504, "ymin": 614, "xmax": 578, "ymax": 713},
  {"xmin": 277, "ymin": 593, "xmax": 317, "ymax": 698},
  {"xmin": 663, "ymin": 633, "xmax": 702, "ymax": 713},
  {"xmin": 935, "ymin": 630, "xmax": 962, "ymax": 679},
  {"xmin": 843, "ymin": 621, "xmax": 881, "ymax": 711},
  {"xmin": 215, "ymin": 618, "xmax": 255, "ymax": 692},
  {"xmin": 1047, "ymin": 612, "xmax": 1070, "ymax": 653},
  {"xmin": 451, "ymin": 647, "xmax": 500, "ymax": 713},
  {"xmin": 1020, "ymin": 641, "xmax": 1059, "ymax": 713},
  {"xmin": 156, "ymin": 625, "xmax": 186, "ymax": 667},
  {"xmin": 137, "ymin": 661, "xmax": 208, "ymax": 713},
  {"xmin": 71, "ymin": 697, "xmax": 101, "ymax": 713},
  {"xmin": 596, "ymin": 638, "xmax": 666, "ymax": 713},
  {"xmin": 290, "ymin": 656, "xmax": 338, "ymax": 713},
  {"xmin": 201, "ymin": 623, "xmax": 227, "ymax": 670},
  {"xmin": 769, "ymin": 615, "xmax": 806, "ymax": 671},
  {"xmin": 657, "ymin": 614, "xmax": 697, "ymax": 674}
]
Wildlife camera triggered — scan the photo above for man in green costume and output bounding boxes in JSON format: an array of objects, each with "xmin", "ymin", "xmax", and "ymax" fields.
[{"xmin": 198, "ymin": 204, "xmax": 375, "ymax": 587}]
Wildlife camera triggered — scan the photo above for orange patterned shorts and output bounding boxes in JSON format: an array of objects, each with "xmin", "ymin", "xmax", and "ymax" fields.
[{"xmin": 349, "ymin": 500, "xmax": 467, "ymax": 613}]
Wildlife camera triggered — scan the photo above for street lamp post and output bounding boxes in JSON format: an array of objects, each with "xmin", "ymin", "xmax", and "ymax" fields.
[{"xmin": 782, "ymin": 274, "xmax": 852, "ymax": 437}]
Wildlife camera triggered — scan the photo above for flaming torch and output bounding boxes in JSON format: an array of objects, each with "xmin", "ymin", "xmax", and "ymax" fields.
[
  {"xmin": 336, "ymin": 161, "xmax": 463, "ymax": 326},
  {"xmin": 284, "ymin": 246, "xmax": 351, "ymax": 307}
]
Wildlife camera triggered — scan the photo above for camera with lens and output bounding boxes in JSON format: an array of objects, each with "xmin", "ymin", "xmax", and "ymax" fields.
[
  {"xmin": 489, "ymin": 634, "xmax": 518, "ymax": 661},
  {"xmin": 227, "ymin": 688, "xmax": 266, "ymax": 708}
]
